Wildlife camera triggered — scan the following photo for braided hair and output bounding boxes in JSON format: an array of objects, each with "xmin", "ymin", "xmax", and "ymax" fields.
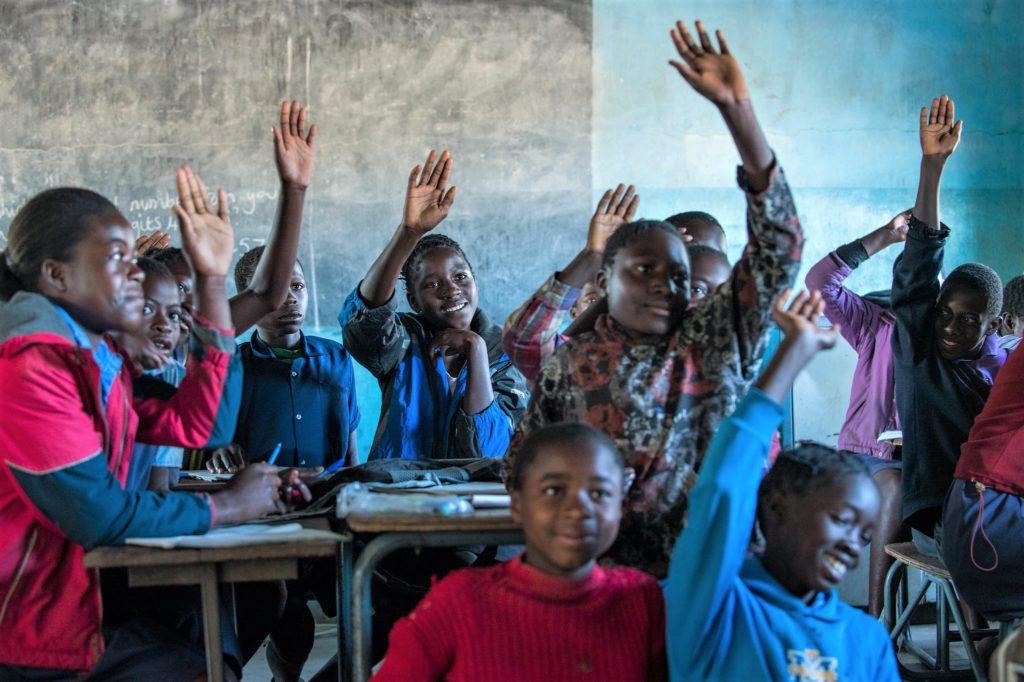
[
  {"xmin": 758, "ymin": 441, "xmax": 874, "ymax": 512},
  {"xmin": 399, "ymin": 234, "xmax": 472, "ymax": 292}
]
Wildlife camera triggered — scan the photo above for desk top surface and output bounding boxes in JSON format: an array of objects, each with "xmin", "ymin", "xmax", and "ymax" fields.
[{"xmin": 84, "ymin": 538, "xmax": 338, "ymax": 569}]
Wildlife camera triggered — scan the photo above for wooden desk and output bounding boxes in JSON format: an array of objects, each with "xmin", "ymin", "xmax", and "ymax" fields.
[
  {"xmin": 338, "ymin": 507, "xmax": 523, "ymax": 681},
  {"xmin": 85, "ymin": 533, "xmax": 340, "ymax": 682}
]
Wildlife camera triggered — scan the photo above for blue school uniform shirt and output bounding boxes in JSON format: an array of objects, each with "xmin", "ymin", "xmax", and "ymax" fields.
[
  {"xmin": 51, "ymin": 303, "xmax": 122, "ymax": 405},
  {"xmin": 666, "ymin": 389, "xmax": 898, "ymax": 682},
  {"xmin": 234, "ymin": 330, "xmax": 360, "ymax": 469},
  {"xmin": 124, "ymin": 359, "xmax": 187, "ymax": 491}
]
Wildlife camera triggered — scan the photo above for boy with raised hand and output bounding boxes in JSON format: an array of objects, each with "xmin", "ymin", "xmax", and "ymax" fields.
[
  {"xmin": 666, "ymin": 291, "xmax": 898, "ymax": 681},
  {"xmin": 892, "ymin": 95, "xmax": 1013, "ymax": 554},
  {"xmin": 507, "ymin": 19, "xmax": 803, "ymax": 577}
]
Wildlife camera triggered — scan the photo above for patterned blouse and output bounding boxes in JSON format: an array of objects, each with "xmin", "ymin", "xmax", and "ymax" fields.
[{"xmin": 506, "ymin": 162, "xmax": 804, "ymax": 576}]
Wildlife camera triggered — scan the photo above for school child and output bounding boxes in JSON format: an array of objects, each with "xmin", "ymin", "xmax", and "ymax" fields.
[
  {"xmin": 373, "ymin": 422, "xmax": 666, "ymax": 681},
  {"xmin": 121, "ymin": 256, "xmax": 188, "ymax": 493},
  {"xmin": 507, "ymin": 20, "xmax": 803, "ymax": 576},
  {"xmin": 341, "ymin": 150, "xmax": 529, "ymax": 460},
  {"xmin": 666, "ymin": 290, "xmax": 898, "ymax": 681},
  {"xmin": 999, "ymin": 274, "xmax": 1024, "ymax": 336},
  {"xmin": 941, "ymin": 320, "xmax": 1024, "ymax": 621},
  {"xmin": 892, "ymin": 95, "xmax": 1013, "ymax": 553},
  {"xmin": 664, "ymin": 210, "xmax": 727, "ymax": 252},
  {"xmin": 0, "ymin": 168, "xmax": 292, "ymax": 679},
  {"xmin": 803, "ymin": 210, "xmax": 909, "ymax": 616}
]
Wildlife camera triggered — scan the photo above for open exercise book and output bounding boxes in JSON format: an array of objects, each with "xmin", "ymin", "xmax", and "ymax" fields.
[{"xmin": 125, "ymin": 523, "xmax": 341, "ymax": 549}]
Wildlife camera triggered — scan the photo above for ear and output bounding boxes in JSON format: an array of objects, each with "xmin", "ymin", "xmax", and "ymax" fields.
[
  {"xmin": 38, "ymin": 258, "xmax": 70, "ymax": 296},
  {"xmin": 999, "ymin": 312, "xmax": 1013, "ymax": 336},
  {"xmin": 405, "ymin": 288, "xmax": 421, "ymax": 314},
  {"xmin": 757, "ymin": 490, "xmax": 789, "ymax": 539},
  {"xmin": 595, "ymin": 267, "xmax": 609, "ymax": 296},
  {"xmin": 984, "ymin": 314, "xmax": 1001, "ymax": 336},
  {"xmin": 509, "ymin": 490, "xmax": 522, "ymax": 525},
  {"xmin": 622, "ymin": 466, "xmax": 636, "ymax": 494}
]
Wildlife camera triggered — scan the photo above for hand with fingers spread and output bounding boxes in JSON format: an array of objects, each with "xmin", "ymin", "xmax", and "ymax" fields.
[
  {"xmin": 273, "ymin": 99, "xmax": 317, "ymax": 190},
  {"xmin": 404, "ymin": 149, "xmax": 457, "ymax": 235},
  {"xmin": 771, "ymin": 290, "xmax": 839, "ymax": 353},
  {"xmin": 920, "ymin": 94, "xmax": 963, "ymax": 160},
  {"xmin": 669, "ymin": 20, "xmax": 749, "ymax": 107},
  {"xmin": 136, "ymin": 231, "xmax": 170, "ymax": 256},
  {"xmin": 588, "ymin": 184, "xmax": 639, "ymax": 255},
  {"xmin": 172, "ymin": 166, "xmax": 234, "ymax": 279}
]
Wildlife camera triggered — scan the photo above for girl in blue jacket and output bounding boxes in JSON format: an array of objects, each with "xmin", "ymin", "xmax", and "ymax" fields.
[{"xmin": 666, "ymin": 290, "xmax": 899, "ymax": 681}]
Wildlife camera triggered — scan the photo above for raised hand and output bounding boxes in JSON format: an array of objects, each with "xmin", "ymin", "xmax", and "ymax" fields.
[
  {"xmin": 273, "ymin": 100, "xmax": 317, "ymax": 189},
  {"xmin": 172, "ymin": 166, "xmax": 234, "ymax": 278},
  {"xmin": 881, "ymin": 210, "xmax": 911, "ymax": 245},
  {"xmin": 771, "ymin": 290, "xmax": 839, "ymax": 352},
  {"xmin": 669, "ymin": 21, "xmax": 749, "ymax": 107},
  {"xmin": 920, "ymin": 95, "xmax": 963, "ymax": 160},
  {"xmin": 403, "ymin": 150, "xmax": 456, "ymax": 235},
  {"xmin": 136, "ymin": 231, "xmax": 170, "ymax": 256},
  {"xmin": 587, "ymin": 184, "xmax": 639, "ymax": 254}
]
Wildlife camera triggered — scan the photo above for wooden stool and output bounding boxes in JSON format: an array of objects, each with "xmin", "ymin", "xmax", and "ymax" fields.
[{"xmin": 883, "ymin": 542, "xmax": 995, "ymax": 681}]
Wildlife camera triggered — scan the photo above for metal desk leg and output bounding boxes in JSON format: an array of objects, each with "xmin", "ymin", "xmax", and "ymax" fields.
[
  {"xmin": 350, "ymin": 530, "xmax": 525, "ymax": 681},
  {"xmin": 338, "ymin": 535, "xmax": 354, "ymax": 682},
  {"xmin": 199, "ymin": 564, "xmax": 224, "ymax": 682}
]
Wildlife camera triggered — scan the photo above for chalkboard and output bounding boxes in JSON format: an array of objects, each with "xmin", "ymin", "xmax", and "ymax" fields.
[{"xmin": 0, "ymin": 0, "xmax": 593, "ymax": 328}]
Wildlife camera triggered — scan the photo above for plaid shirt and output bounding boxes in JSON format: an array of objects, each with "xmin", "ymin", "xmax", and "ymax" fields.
[
  {"xmin": 501, "ymin": 275, "xmax": 578, "ymax": 382},
  {"xmin": 506, "ymin": 162, "xmax": 803, "ymax": 577}
]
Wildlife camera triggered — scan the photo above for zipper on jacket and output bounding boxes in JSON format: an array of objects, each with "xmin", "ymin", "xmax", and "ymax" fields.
[{"xmin": 0, "ymin": 528, "xmax": 39, "ymax": 627}]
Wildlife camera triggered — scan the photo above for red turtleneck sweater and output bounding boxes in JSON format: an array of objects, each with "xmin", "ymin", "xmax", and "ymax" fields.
[{"xmin": 372, "ymin": 555, "xmax": 666, "ymax": 681}]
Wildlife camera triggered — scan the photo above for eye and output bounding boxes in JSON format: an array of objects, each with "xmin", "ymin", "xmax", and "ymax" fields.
[
  {"xmin": 423, "ymin": 280, "xmax": 439, "ymax": 289},
  {"xmin": 829, "ymin": 513, "xmax": 852, "ymax": 526},
  {"xmin": 110, "ymin": 250, "xmax": 125, "ymax": 262},
  {"xmin": 454, "ymin": 273, "xmax": 467, "ymax": 281},
  {"xmin": 634, "ymin": 263, "xmax": 652, "ymax": 274},
  {"xmin": 589, "ymin": 489, "xmax": 612, "ymax": 501},
  {"xmin": 691, "ymin": 284, "xmax": 708, "ymax": 298},
  {"xmin": 142, "ymin": 302, "xmax": 155, "ymax": 316},
  {"xmin": 168, "ymin": 311, "xmax": 181, "ymax": 322},
  {"xmin": 542, "ymin": 486, "xmax": 564, "ymax": 498},
  {"xmin": 177, "ymin": 282, "xmax": 192, "ymax": 295},
  {"xmin": 292, "ymin": 282, "xmax": 305, "ymax": 291}
]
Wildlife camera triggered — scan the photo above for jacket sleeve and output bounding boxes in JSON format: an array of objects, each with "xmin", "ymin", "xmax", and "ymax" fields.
[
  {"xmin": 687, "ymin": 162, "xmax": 803, "ymax": 373},
  {"xmin": 665, "ymin": 388, "xmax": 783, "ymax": 678},
  {"xmin": 451, "ymin": 355, "xmax": 530, "ymax": 458},
  {"xmin": 342, "ymin": 284, "xmax": 410, "ymax": 379},
  {"xmin": 0, "ymin": 345, "xmax": 212, "ymax": 550},
  {"xmin": 805, "ymin": 247, "xmax": 884, "ymax": 349},
  {"xmin": 371, "ymin": 574, "xmax": 460, "ymax": 681},
  {"xmin": 501, "ymin": 274, "xmax": 579, "ymax": 382},
  {"xmin": 891, "ymin": 216, "xmax": 948, "ymax": 364}
]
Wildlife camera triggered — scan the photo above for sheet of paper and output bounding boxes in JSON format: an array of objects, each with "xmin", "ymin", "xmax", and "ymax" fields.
[{"xmin": 126, "ymin": 523, "xmax": 341, "ymax": 549}]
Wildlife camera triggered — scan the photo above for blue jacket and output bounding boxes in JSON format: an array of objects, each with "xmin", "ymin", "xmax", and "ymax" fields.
[
  {"xmin": 666, "ymin": 389, "xmax": 898, "ymax": 681},
  {"xmin": 235, "ymin": 331, "xmax": 360, "ymax": 469},
  {"xmin": 340, "ymin": 286, "xmax": 529, "ymax": 460}
]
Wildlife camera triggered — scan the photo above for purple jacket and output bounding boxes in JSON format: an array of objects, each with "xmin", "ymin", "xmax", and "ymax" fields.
[{"xmin": 806, "ymin": 250, "xmax": 900, "ymax": 459}]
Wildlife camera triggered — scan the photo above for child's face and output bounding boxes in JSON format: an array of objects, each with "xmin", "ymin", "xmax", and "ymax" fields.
[
  {"xmin": 598, "ymin": 230, "xmax": 689, "ymax": 336},
  {"xmin": 165, "ymin": 260, "xmax": 194, "ymax": 347},
  {"xmin": 761, "ymin": 474, "xmax": 879, "ymax": 599},
  {"xmin": 933, "ymin": 287, "xmax": 1000, "ymax": 360},
  {"xmin": 688, "ymin": 251, "xmax": 731, "ymax": 303},
  {"xmin": 407, "ymin": 248, "xmax": 478, "ymax": 331},
  {"xmin": 257, "ymin": 263, "xmax": 308, "ymax": 339},
  {"xmin": 510, "ymin": 440, "xmax": 623, "ymax": 580},
  {"xmin": 141, "ymin": 273, "xmax": 183, "ymax": 356},
  {"xmin": 570, "ymin": 281, "xmax": 601, "ymax": 319},
  {"xmin": 46, "ymin": 213, "xmax": 145, "ymax": 335}
]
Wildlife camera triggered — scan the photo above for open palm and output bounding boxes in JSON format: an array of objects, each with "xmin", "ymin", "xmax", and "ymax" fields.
[
  {"xmin": 587, "ymin": 184, "xmax": 638, "ymax": 253},
  {"xmin": 670, "ymin": 21, "xmax": 749, "ymax": 106},
  {"xmin": 274, "ymin": 99, "xmax": 316, "ymax": 188},
  {"xmin": 920, "ymin": 95, "xmax": 963, "ymax": 159},
  {"xmin": 172, "ymin": 166, "xmax": 234, "ymax": 278},
  {"xmin": 404, "ymin": 149, "xmax": 456, "ymax": 234}
]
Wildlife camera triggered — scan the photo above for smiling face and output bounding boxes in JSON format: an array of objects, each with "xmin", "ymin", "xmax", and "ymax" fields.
[
  {"xmin": 39, "ymin": 212, "xmax": 145, "ymax": 338},
  {"xmin": 406, "ymin": 248, "xmax": 478, "ymax": 331},
  {"xmin": 510, "ymin": 438, "xmax": 623, "ymax": 580},
  {"xmin": 598, "ymin": 229, "xmax": 689, "ymax": 336},
  {"xmin": 934, "ymin": 287, "xmax": 1000, "ymax": 360},
  {"xmin": 141, "ymin": 272, "xmax": 183, "ymax": 355},
  {"xmin": 760, "ymin": 473, "xmax": 880, "ymax": 599},
  {"xmin": 163, "ymin": 258, "xmax": 194, "ymax": 347},
  {"xmin": 256, "ymin": 262, "xmax": 308, "ymax": 346}
]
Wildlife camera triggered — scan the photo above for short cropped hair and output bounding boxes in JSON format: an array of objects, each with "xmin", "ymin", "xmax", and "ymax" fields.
[
  {"xmin": 150, "ymin": 247, "xmax": 188, "ymax": 270},
  {"xmin": 1002, "ymin": 275, "xmax": 1024, "ymax": 318},
  {"xmin": 758, "ymin": 442, "xmax": 872, "ymax": 512},
  {"xmin": 664, "ymin": 211, "xmax": 723, "ymax": 237},
  {"xmin": 233, "ymin": 245, "xmax": 304, "ymax": 293},
  {"xmin": 507, "ymin": 423, "xmax": 623, "ymax": 491},
  {"xmin": 687, "ymin": 243, "xmax": 731, "ymax": 270},
  {"xmin": 939, "ymin": 263, "xmax": 1003, "ymax": 319},
  {"xmin": 602, "ymin": 220, "xmax": 684, "ymax": 269},
  {"xmin": 137, "ymin": 256, "xmax": 175, "ymax": 285},
  {"xmin": 399, "ymin": 234, "xmax": 472, "ymax": 291}
]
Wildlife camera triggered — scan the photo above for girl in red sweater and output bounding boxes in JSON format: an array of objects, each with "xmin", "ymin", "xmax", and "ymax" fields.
[{"xmin": 373, "ymin": 424, "xmax": 666, "ymax": 681}]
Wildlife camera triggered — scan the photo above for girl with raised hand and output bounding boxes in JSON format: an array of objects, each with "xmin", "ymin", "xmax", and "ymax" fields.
[
  {"xmin": 0, "ymin": 166, "xmax": 300, "ymax": 681},
  {"xmin": 341, "ymin": 150, "xmax": 529, "ymax": 460},
  {"xmin": 666, "ymin": 291, "xmax": 898, "ymax": 681}
]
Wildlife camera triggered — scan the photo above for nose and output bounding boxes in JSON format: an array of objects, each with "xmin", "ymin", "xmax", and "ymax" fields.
[
  {"xmin": 152, "ymin": 313, "xmax": 172, "ymax": 334},
  {"xmin": 285, "ymin": 289, "xmax": 298, "ymax": 304},
  {"xmin": 440, "ymin": 280, "xmax": 459, "ymax": 299},
  {"xmin": 564, "ymin": 488, "xmax": 595, "ymax": 517},
  {"xmin": 837, "ymin": 530, "xmax": 864, "ymax": 559},
  {"xmin": 648, "ymin": 271, "xmax": 670, "ymax": 296},
  {"xmin": 127, "ymin": 259, "xmax": 144, "ymax": 283}
]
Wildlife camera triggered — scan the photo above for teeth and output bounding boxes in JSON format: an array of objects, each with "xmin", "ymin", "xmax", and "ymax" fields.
[
  {"xmin": 825, "ymin": 556, "xmax": 847, "ymax": 578},
  {"xmin": 442, "ymin": 302, "xmax": 467, "ymax": 313}
]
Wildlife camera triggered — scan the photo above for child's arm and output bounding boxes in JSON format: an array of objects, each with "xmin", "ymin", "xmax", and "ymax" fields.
[
  {"xmin": 892, "ymin": 96, "xmax": 962, "ymax": 359},
  {"xmin": 230, "ymin": 100, "xmax": 316, "ymax": 334},
  {"xmin": 135, "ymin": 167, "xmax": 241, "ymax": 448},
  {"xmin": 502, "ymin": 186, "xmax": 637, "ymax": 379},
  {"xmin": 666, "ymin": 291, "xmax": 837, "ymax": 675},
  {"xmin": 804, "ymin": 211, "xmax": 908, "ymax": 347},
  {"xmin": 669, "ymin": 21, "xmax": 802, "ymax": 362},
  {"xmin": 450, "ymin": 355, "xmax": 529, "ymax": 458}
]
